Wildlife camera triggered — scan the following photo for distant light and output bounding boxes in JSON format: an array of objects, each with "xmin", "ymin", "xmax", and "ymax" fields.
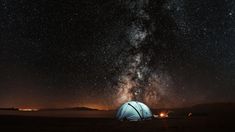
[
  {"xmin": 159, "ymin": 112, "xmax": 168, "ymax": 118},
  {"xmin": 18, "ymin": 108, "xmax": 39, "ymax": 112}
]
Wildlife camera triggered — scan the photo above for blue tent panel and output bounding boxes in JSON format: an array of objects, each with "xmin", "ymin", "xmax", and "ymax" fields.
[{"xmin": 116, "ymin": 101, "xmax": 153, "ymax": 121}]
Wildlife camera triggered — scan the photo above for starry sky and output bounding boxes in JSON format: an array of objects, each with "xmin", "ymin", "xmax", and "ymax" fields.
[{"xmin": 0, "ymin": 0, "xmax": 235, "ymax": 109}]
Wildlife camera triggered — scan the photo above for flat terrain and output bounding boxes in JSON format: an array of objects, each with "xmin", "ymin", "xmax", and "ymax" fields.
[{"xmin": 0, "ymin": 111, "xmax": 234, "ymax": 132}]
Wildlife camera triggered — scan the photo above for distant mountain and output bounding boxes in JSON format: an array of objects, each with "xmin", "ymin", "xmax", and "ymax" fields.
[
  {"xmin": 0, "ymin": 107, "xmax": 100, "ymax": 111},
  {"xmin": 192, "ymin": 102, "xmax": 235, "ymax": 108},
  {"xmin": 40, "ymin": 107, "xmax": 99, "ymax": 111},
  {"xmin": 0, "ymin": 108, "xmax": 18, "ymax": 111},
  {"xmin": 152, "ymin": 102, "xmax": 235, "ymax": 111},
  {"xmin": 190, "ymin": 102, "xmax": 235, "ymax": 112}
]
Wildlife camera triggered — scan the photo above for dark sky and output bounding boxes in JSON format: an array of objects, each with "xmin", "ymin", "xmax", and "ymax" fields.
[{"xmin": 0, "ymin": 0, "xmax": 235, "ymax": 109}]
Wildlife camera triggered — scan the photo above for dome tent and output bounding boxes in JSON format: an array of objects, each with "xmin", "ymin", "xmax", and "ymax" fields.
[{"xmin": 116, "ymin": 101, "xmax": 153, "ymax": 121}]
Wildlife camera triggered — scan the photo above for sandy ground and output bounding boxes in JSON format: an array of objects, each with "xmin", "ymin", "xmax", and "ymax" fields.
[
  {"xmin": 0, "ymin": 110, "xmax": 116, "ymax": 118},
  {"xmin": 0, "ymin": 110, "xmax": 235, "ymax": 132}
]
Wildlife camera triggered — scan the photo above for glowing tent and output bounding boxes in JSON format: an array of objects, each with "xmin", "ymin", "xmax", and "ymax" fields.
[{"xmin": 116, "ymin": 101, "xmax": 153, "ymax": 121}]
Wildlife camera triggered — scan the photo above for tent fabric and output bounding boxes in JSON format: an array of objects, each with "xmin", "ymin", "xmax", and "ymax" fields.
[{"xmin": 116, "ymin": 101, "xmax": 153, "ymax": 121}]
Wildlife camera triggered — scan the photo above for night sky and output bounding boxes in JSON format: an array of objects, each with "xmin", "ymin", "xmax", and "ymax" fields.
[{"xmin": 0, "ymin": 0, "xmax": 235, "ymax": 109}]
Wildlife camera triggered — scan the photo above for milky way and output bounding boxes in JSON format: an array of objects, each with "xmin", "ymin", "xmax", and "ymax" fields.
[
  {"xmin": 107, "ymin": 0, "xmax": 235, "ymax": 108},
  {"xmin": 112, "ymin": 0, "xmax": 178, "ymax": 108}
]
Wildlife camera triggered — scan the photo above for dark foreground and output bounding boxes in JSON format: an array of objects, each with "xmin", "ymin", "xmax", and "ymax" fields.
[{"xmin": 0, "ymin": 115, "xmax": 234, "ymax": 132}]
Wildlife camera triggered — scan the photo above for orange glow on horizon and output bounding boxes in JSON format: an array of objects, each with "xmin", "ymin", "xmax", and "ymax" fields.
[{"xmin": 18, "ymin": 108, "xmax": 39, "ymax": 112}]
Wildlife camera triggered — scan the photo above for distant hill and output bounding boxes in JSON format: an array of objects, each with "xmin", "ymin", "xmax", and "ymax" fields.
[
  {"xmin": 40, "ymin": 107, "xmax": 100, "ymax": 111},
  {"xmin": 152, "ymin": 102, "xmax": 235, "ymax": 111},
  {"xmin": 190, "ymin": 102, "xmax": 235, "ymax": 112},
  {"xmin": 0, "ymin": 107, "xmax": 100, "ymax": 111},
  {"xmin": 192, "ymin": 102, "xmax": 235, "ymax": 108},
  {"xmin": 0, "ymin": 108, "xmax": 18, "ymax": 111}
]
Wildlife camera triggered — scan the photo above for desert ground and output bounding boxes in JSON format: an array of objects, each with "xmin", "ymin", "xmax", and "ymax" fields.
[{"xmin": 0, "ymin": 104, "xmax": 235, "ymax": 132}]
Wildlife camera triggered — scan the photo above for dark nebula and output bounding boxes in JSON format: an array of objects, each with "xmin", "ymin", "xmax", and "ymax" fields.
[{"xmin": 0, "ymin": 0, "xmax": 234, "ymax": 109}]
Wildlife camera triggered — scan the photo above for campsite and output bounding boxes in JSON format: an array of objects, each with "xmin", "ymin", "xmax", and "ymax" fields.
[{"xmin": 1, "ymin": 103, "xmax": 235, "ymax": 132}]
